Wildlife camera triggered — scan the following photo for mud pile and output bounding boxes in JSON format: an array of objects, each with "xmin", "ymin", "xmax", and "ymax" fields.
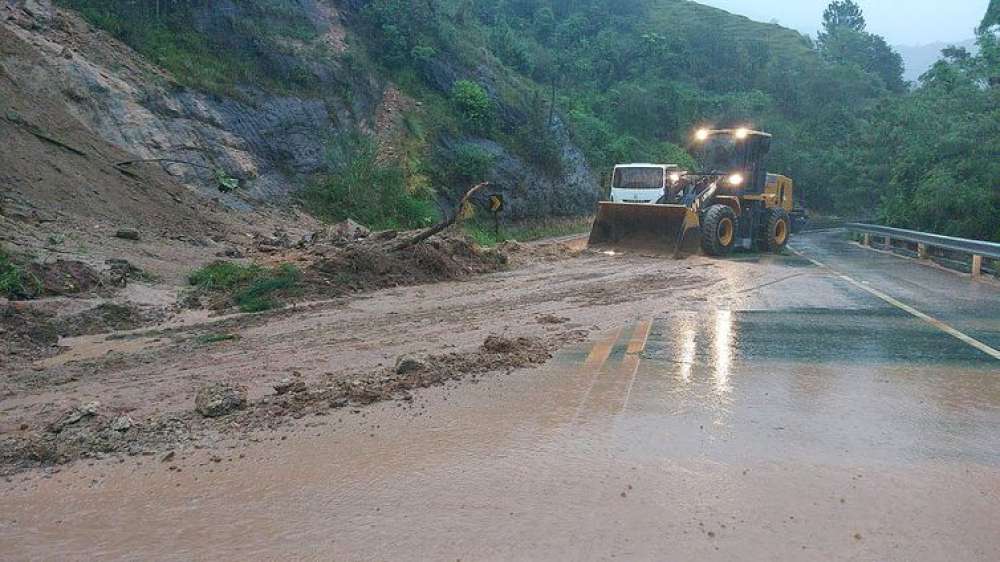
[
  {"xmin": 1, "ymin": 304, "xmax": 60, "ymax": 362},
  {"xmin": 22, "ymin": 260, "xmax": 103, "ymax": 298},
  {"xmin": 0, "ymin": 333, "xmax": 577, "ymax": 474},
  {"xmin": 302, "ymin": 233, "xmax": 509, "ymax": 296}
]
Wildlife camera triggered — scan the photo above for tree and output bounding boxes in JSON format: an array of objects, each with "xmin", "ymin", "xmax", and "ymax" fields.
[
  {"xmin": 817, "ymin": 1, "xmax": 905, "ymax": 92},
  {"xmin": 451, "ymin": 80, "xmax": 494, "ymax": 133},
  {"xmin": 820, "ymin": 0, "xmax": 866, "ymax": 36},
  {"xmin": 981, "ymin": 0, "xmax": 1000, "ymax": 33}
]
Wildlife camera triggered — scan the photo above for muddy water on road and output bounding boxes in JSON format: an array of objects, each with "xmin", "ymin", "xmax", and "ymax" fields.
[{"xmin": 3, "ymin": 289, "xmax": 999, "ymax": 560}]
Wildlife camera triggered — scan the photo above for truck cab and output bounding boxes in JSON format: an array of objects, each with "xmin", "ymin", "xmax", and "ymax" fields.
[{"xmin": 610, "ymin": 164, "xmax": 681, "ymax": 204}]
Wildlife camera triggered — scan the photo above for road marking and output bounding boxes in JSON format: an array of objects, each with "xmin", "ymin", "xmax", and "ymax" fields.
[
  {"xmin": 582, "ymin": 328, "xmax": 622, "ymax": 371},
  {"xmin": 626, "ymin": 319, "xmax": 653, "ymax": 355},
  {"xmin": 793, "ymin": 250, "xmax": 1000, "ymax": 361},
  {"xmin": 571, "ymin": 328, "xmax": 624, "ymax": 422},
  {"xmin": 623, "ymin": 319, "xmax": 653, "ymax": 411}
]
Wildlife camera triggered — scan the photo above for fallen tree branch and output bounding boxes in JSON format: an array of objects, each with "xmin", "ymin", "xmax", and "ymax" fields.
[{"xmin": 393, "ymin": 182, "xmax": 489, "ymax": 251}]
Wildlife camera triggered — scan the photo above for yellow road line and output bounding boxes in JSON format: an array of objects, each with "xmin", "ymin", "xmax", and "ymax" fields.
[
  {"xmin": 794, "ymin": 251, "xmax": 1000, "ymax": 361},
  {"xmin": 583, "ymin": 328, "xmax": 623, "ymax": 371},
  {"xmin": 626, "ymin": 319, "xmax": 653, "ymax": 355},
  {"xmin": 571, "ymin": 328, "xmax": 625, "ymax": 422},
  {"xmin": 623, "ymin": 319, "xmax": 654, "ymax": 411}
]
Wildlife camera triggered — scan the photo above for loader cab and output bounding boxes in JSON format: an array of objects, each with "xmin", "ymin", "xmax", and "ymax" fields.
[
  {"xmin": 610, "ymin": 164, "xmax": 681, "ymax": 204},
  {"xmin": 693, "ymin": 128, "xmax": 771, "ymax": 195}
]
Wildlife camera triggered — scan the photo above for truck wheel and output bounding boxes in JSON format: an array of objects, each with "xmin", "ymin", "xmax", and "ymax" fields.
[
  {"xmin": 701, "ymin": 205, "xmax": 738, "ymax": 257},
  {"xmin": 763, "ymin": 208, "xmax": 791, "ymax": 253}
]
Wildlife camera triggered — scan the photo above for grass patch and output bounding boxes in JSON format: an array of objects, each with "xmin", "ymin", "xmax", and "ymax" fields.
[
  {"xmin": 0, "ymin": 245, "xmax": 38, "ymax": 300},
  {"xmin": 300, "ymin": 135, "xmax": 438, "ymax": 231},
  {"xmin": 196, "ymin": 333, "xmax": 240, "ymax": 345},
  {"xmin": 56, "ymin": 0, "xmax": 321, "ymax": 96},
  {"xmin": 465, "ymin": 217, "xmax": 592, "ymax": 247},
  {"xmin": 189, "ymin": 261, "xmax": 302, "ymax": 313}
]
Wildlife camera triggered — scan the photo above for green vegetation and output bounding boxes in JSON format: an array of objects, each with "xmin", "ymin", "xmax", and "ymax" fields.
[
  {"xmin": 196, "ymin": 333, "xmax": 240, "ymax": 345},
  {"xmin": 983, "ymin": 0, "xmax": 1000, "ymax": 33},
  {"xmin": 188, "ymin": 261, "xmax": 302, "ymax": 313},
  {"xmin": 451, "ymin": 80, "xmax": 495, "ymax": 133},
  {"xmin": 60, "ymin": 0, "xmax": 1000, "ymax": 241},
  {"xmin": 300, "ymin": 136, "xmax": 438, "ymax": 231},
  {"xmin": 0, "ymin": 245, "xmax": 37, "ymax": 300},
  {"xmin": 465, "ymin": 217, "xmax": 592, "ymax": 247},
  {"xmin": 56, "ymin": 0, "xmax": 321, "ymax": 95},
  {"xmin": 866, "ymin": 36, "xmax": 1000, "ymax": 241}
]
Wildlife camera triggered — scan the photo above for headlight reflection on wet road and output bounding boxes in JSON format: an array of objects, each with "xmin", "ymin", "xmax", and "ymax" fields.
[{"xmin": 713, "ymin": 309, "xmax": 735, "ymax": 396}]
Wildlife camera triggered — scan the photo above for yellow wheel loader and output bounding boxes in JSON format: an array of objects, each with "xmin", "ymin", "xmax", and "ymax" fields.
[{"xmin": 588, "ymin": 128, "xmax": 794, "ymax": 257}]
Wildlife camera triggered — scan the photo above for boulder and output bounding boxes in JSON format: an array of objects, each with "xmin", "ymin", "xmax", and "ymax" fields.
[
  {"xmin": 115, "ymin": 228, "xmax": 141, "ymax": 241},
  {"xmin": 194, "ymin": 382, "xmax": 247, "ymax": 417},
  {"xmin": 273, "ymin": 377, "xmax": 307, "ymax": 395},
  {"xmin": 394, "ymin": 355, "xmax": 427, "ymax": 375},
  {"xmin": 109, "ymin": 415, "xmax": 134, "ymax": 432},
  {"xmin": 49, "ymin": 401, "xmax": 100, "ymax": 433}
]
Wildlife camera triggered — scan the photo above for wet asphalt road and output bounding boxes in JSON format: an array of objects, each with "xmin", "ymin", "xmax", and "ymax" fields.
[{"xmin": 2, "ymin": 230, "xmax": 998, "ymax": 560}]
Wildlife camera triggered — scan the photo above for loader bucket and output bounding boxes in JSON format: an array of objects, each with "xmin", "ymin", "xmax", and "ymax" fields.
[{"xmin": 588, "ymin": 202, "xmax": 702, "ymax": 257}]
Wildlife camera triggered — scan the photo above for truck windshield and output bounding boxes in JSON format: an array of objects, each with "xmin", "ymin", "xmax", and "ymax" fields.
[
  {"xmin": 613, "ymin": 167, "xmax": 664, "ymax": 190},
  {"xmin": 700, "ymin": 137, "xmax": 744, "ymax": 172}
]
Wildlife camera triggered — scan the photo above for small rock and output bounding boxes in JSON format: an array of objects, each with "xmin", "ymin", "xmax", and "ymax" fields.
[
  {"xmin": 330, "ymin": 396, "xmax": 349, "ymax": 409},
  {"xmin": 394, "ymin": 356, "xmax": 426, "ymax": 375},
  {"xmin": 161, "ymin": 451, "xmax": 175, "ymax": 462},
  {"xmin": 114, "ymin": 229, "xmax": 141, "ymax": 241},
  {"xmin": 273, "ymin": 378, "xmax": 307, "ymax": 395},
  {"xmin": 194, "ymin": 382, "xmax": 247, "ymax": 418},
  {"xmin": 109, "ymin": 415, "xmax": 133, "ymax": 432},
  {"xmin": 49, "ymin": 401, "xmax": 101, "ymax": 433}
]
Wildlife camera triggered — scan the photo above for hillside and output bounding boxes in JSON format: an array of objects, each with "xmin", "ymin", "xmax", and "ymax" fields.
[
  {"xmin": 2, "ymin": 0, "xmax": 996, "ymax": 242},
  {"xmin": 3, "ymin": 0, "xmax": 891, "ymax": 221}
]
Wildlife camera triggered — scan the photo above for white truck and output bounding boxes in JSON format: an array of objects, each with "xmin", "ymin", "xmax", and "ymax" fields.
[{"xmin": 609, "ymin": 163, "xmax": 683, "ymax": 204}]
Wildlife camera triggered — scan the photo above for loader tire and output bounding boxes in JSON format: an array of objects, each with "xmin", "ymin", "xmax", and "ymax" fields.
[
  {"xmin": 701, "ymin": 204, "xmax": 738, "ymax": 257},
  {"xmin": 763, "ymin": 208, "xmax": 791, "ymax": 253}
]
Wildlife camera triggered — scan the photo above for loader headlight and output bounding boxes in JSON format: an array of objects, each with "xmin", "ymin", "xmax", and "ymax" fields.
[
  {"xmin": 695, "ymin": 128, "xmax": 710, "ymax": 142},
  {"xmin": 735, "ymin": 127, "xmax": 750, "ymax": 140},
  {"xmin": 669, "ymin": 172, "xmax": 682, "ymax": 183},
  {"xmin": 727, "ymin": 173, "xmax": 744, "ymax": 186}
]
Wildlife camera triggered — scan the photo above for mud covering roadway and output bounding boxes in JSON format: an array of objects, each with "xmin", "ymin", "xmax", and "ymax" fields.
[{"xmin": 2, "ymin": 230, "xmax": 999, "ymax": 561}]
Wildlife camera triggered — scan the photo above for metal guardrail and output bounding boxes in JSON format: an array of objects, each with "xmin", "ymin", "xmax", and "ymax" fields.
[{"xmin": 846, "ymin": 223, "xmax": 1000, "ymax": 277}]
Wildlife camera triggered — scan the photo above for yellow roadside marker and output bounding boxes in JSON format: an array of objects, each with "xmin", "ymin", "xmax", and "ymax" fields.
[{"xmin": 795, "ymin": 252, "xmax": 1000, "ymax": 361}]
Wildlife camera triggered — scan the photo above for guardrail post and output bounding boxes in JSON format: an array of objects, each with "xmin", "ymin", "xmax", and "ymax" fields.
[
  {"xmin": 971, "ymin": 255, "xmax": 983, "ymax": 277},
  {"xmin": 917, "ymin": 243, "xmax": 928, "ymax": 259},
  {"xmin": 885, "ymin": 236, "xmax": 892, "ymax": 249},
  {"xmin": 862, "ymin": 233, "xmax": 871, "ymax": 247}
]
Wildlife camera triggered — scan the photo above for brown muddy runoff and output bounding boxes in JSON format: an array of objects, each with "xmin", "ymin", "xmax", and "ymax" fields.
[{"xmin": 3, "ymin": 232, "xmax": 999, "ymax": 560}]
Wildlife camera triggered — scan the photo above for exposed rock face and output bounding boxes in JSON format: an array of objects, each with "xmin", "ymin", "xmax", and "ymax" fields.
[
  {"xmin": 0, "ymin": 0, "xmax": 597, "ymax": 217},
  {"xmin": 443, "ymin": 131, "xmax": 598, "ymax": 220},
  {"xmin": 0, "ymin": 0, "xmax": 374, "ymax": 205}
]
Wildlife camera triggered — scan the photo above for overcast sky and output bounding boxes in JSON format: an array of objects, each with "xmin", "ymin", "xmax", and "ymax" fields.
[{"xmin": 697, "ymin": 0, "xmax": 987, "ymax": 45}]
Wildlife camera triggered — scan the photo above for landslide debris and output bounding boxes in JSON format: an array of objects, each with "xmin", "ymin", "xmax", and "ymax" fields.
[
  {"xmin": 0, "ymin": 333, "xmax": 578, "ymax": 475},
  {"xmin": 184, "ymin": 228, "xmax": 511, "ymax": 313},
  {"xmin": 302, "ymin": 232, "xmax": 508, "ymax": 296},
  {"xmin": 195, "ymin": 383, "xmax": 248, "ymax": 418}
]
